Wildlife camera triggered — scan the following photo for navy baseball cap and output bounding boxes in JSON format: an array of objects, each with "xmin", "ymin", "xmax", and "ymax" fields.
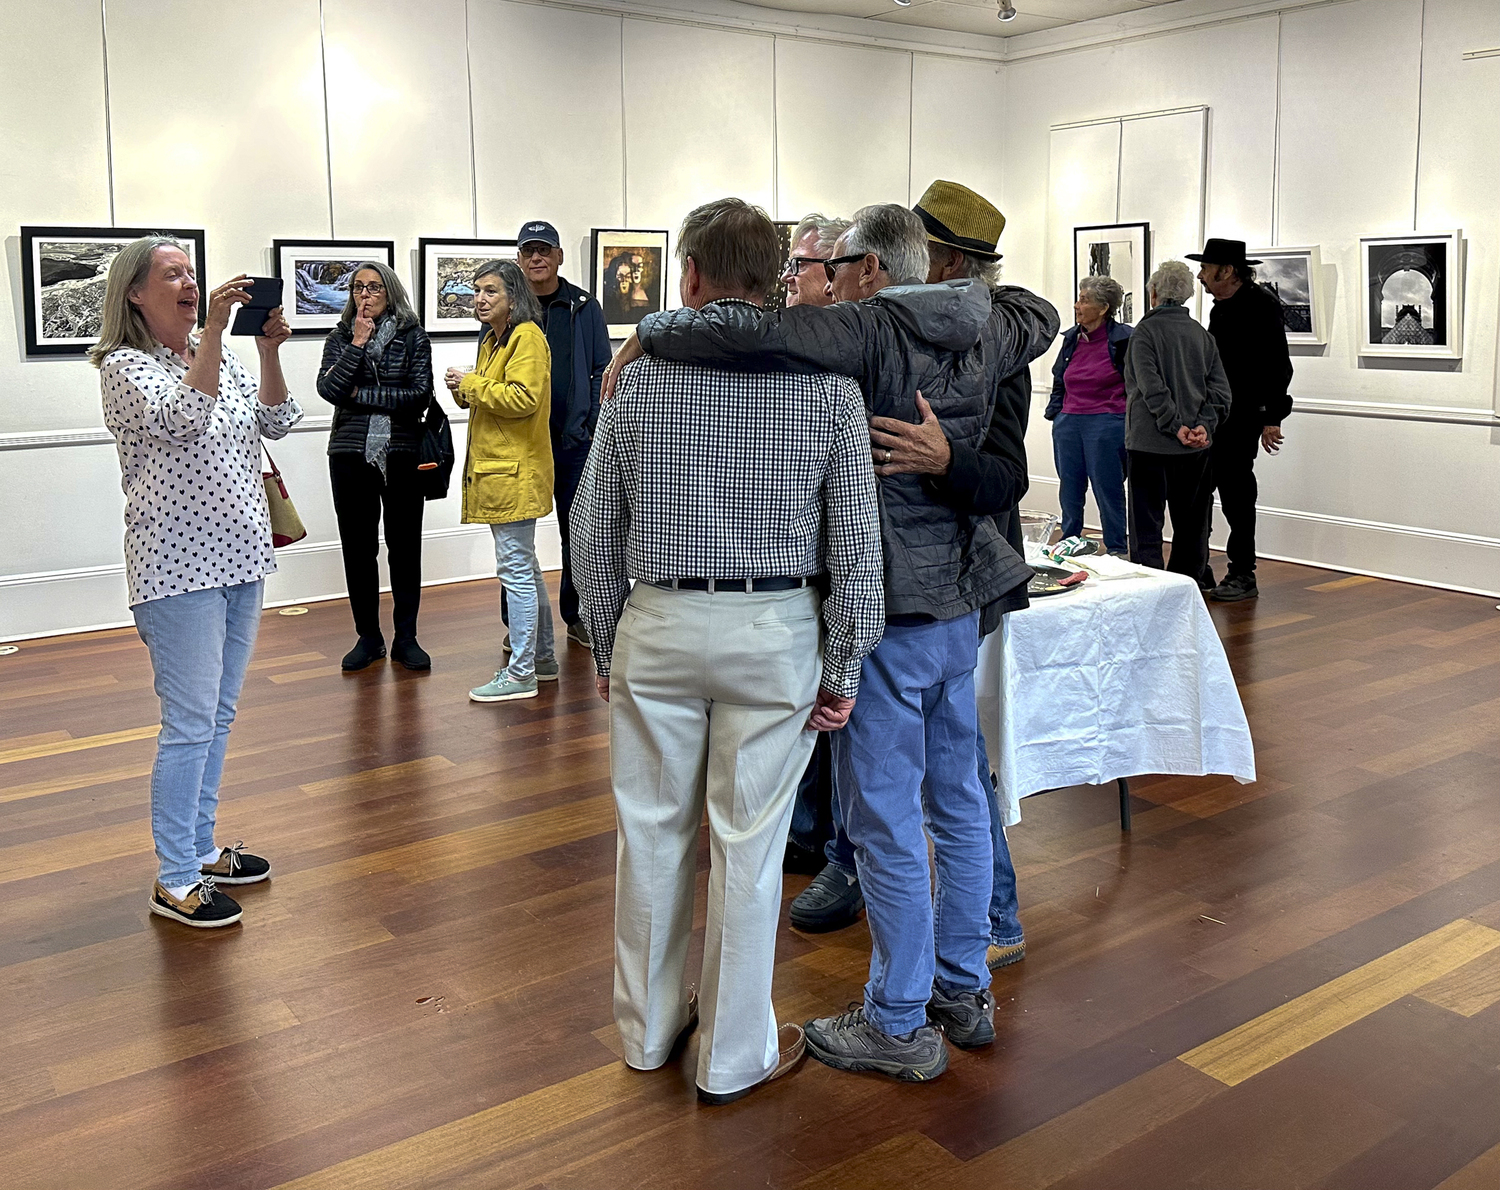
[{"xmin": 517, "ymin": 220, "xmax": 561, "ymax": 249}]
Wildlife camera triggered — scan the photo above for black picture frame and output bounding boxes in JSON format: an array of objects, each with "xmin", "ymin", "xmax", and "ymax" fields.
[
  {"xmin": 20, "ymin": 225, "xmax": 206, "ymax": 357},
  {"xmin": 272, "ymin": 238, "xmax": 396, "ymax": 336},
  {"xmin": 1072, "ymin": 222, "xmax": 1151, "ymax": 326},
  {"xmin": 416, "ymin": 237, "xmax": 518, "ymax": 338},
  {"xmin": 590, "ymin": 228, "xmax": 670, "ymax": 339}
]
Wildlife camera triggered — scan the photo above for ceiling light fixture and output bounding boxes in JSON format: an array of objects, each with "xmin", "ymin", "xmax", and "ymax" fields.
[
  {"xmin": 998, "ymin": 0, "xmax": 1018, "ymax": 20},
  {"xmin": 893, "ymin": 0, "xmax": 913, "ymax": 6}
]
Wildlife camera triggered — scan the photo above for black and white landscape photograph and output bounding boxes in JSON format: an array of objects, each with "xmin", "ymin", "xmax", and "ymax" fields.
[
  {"xmin": 1252, "ymin": 246, "xmax": 1324, "ymax": 344},
  {"xmin": 1360, "ymin": 231, "xmax": 1463, "ymax": 359},
  {"xmin": 20, "ymin": 226, "xmax": 204, "ymax": 356},
  {"xmin": 273, "ymin": 240, "xmax": 394, "ymax": 334},
  {"xmin": 1074, "ymin": 222, "xmax": 1149, "ymax": 329}
]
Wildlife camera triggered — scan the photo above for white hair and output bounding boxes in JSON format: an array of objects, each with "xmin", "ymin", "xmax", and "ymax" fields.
[
  {"xmin": 791, "ymin": 213, "xmax": 849, "ymax": 256},
  {"xmin": 841, "ymin": 204, "xmax": 928, "ymax": 286},
  {"xmin": 1149, "ymin": 261, "xmax": 1196, "ymax": 305},
  {"xmin": 1077, "ymin": 274, "xmax": 1124, "ymax": 317},
  {"xmin": 927, "ymin": 242, "xmax": 1001, "ymax": 289}
]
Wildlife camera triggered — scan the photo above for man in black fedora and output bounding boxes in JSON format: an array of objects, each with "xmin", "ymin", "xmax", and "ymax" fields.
[{"xmin": 1187, "ymin": 237, "xmax": 1293, "ymax": 602}]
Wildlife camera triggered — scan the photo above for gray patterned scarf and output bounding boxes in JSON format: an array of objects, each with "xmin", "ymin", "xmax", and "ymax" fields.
[{"xmin": 363, "ymin": 315, "xmax": 401, "ymax": 481}]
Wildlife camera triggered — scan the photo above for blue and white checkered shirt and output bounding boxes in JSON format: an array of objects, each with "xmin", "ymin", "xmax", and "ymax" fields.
[{"xmin": 571, "ymin": 336, "xmax": 884, "ymax": 698}]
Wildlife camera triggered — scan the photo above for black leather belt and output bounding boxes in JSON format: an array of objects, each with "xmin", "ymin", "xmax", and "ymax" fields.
[{"xmin": 648, "ymin": 576, "xmax": 816, "ymax": 593}]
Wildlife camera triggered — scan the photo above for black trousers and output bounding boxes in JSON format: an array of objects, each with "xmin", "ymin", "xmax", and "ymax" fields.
[
  {"xmin": 502, "ymin": 439, "xmax": 591, "ymax": 628},
  {"xmin": 1127, "ymin": 449, "xmax": 1212, "ymax": 578},
  {"xmin": 329, "ymin": 452, "xmax": 425, "ymax": 641},
  {"xmin": 1200, "ymin": 433, "xmax": 1260, "ymax": 578}
]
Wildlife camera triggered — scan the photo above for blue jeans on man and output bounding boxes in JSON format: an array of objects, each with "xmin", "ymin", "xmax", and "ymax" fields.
[
  {"xmin": 1052, "ymin": 411, "xmax": 1128, "ymax": 554},
  {"xmin": 132, "ymin": 580, "xmax": 264, "ymax": 889},
  {"xmin": 832, "ymin": 613, "xmax": 993, "ymax": 1035}
]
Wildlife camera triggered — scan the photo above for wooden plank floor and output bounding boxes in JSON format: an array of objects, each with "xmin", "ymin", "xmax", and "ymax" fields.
[{"xmin": 3, "ymin": 557, "xmax": 1500, "ymax": 1189}]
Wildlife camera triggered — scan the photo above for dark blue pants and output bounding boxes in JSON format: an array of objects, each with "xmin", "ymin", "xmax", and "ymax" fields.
[{"xmin": 1052, "ymin": 412, "xmax": 1128, "ymax": 554}]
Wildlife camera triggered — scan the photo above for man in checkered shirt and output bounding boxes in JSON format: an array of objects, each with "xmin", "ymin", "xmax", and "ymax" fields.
[{"xmin": 571, "ymin": 198, "xmax": 883, "ymax": 1106}]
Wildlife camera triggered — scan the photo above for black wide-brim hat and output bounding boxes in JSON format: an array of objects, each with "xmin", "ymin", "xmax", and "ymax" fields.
[{"xmin": 1186, "ymin": 238, "xmax": 1261, "ymax": 267}]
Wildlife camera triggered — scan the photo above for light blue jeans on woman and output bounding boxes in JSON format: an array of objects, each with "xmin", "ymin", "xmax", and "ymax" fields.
[
  {"xmin": 491, "ymin": 520, "xmax": 555, "ymax": 681},
  {"xmin": 132, "ymin": 580, "xmax": 264, "ymax": 889}
]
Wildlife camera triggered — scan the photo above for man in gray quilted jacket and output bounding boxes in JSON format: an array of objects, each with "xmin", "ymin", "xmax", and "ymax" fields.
[{"xmin": 609, "ymin": 203, "xmax": 1055, "ymax": 1082}]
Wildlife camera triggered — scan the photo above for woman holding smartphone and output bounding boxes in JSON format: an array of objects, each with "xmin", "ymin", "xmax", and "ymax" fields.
[
  {"xmin": 317, "ymin": 262, "xmax": 435, "ymax": 671},
  {"xmin": 446, "ymin": 260, "xmax": 556, "ymax": 703},
  {"xmin": 93, "ymin": 235, "xmax": 301, "ymax": 929}
]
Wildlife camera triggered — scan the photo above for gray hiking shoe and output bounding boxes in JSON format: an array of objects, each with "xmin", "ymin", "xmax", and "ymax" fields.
[
  {"xmin": 804, "ymin": 1003, "xmax": 949, "ymax": 1082},
  {"xmin": 927, "ymin": 985, "xmax": 995, "ymax": 1050}
]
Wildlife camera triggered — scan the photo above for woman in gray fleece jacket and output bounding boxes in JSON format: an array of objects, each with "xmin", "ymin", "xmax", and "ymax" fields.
[{"xmin": 1123, "ymin": 261, "xmax": 1232, "ymax": 578}]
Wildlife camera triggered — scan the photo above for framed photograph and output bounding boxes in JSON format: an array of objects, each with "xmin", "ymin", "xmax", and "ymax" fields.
[
  {"xmin": 273, "ymin": 239, "xmax": 395, "ymax": 335},
  {"xmin": 416, "ymin": 237, "xmax": 517, "ymax": 338},
  {"xmin": 764, "ymin": 221, "xmax": 800, "ymax": 314},
  {"xmin": 1250, "ymin": 245, "xmax": 1326, "ymax": 345},
  {"xmin": 20, "ymin": 225, "xmax": 206, "ymax": 357},
  {"xmin": 1359, "ymin": 230, "xmax": 1463, "ymax": 359},
  {"xmin": 1074, "ymin": 223, "xmax": 1150, "ymax": 326},
  {"xmin": 591, "ymin": 229, "xmax": 670, "ymax": 339}
]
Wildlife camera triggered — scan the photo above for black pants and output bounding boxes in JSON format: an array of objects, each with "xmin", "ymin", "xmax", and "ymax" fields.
[
  {"xmin": 1127, "ymin": 449, "xmax": 1212, "ymax": 578},
  {"xmin": 329, "ymin": 452, "xmax": 425, "ymax": 641},
  {"xmin": 502, "ymin": 439, "xmax": 591, "ymax": 628},
  {"xmin": 1200, "ymin": 433, "xmax": 1260, "ymax": 578}
]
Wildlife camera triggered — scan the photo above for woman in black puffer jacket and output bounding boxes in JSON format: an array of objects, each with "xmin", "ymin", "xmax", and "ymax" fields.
[{"xmin": 317, "ymin": 261, "xmax": 435, "ymax": 672}]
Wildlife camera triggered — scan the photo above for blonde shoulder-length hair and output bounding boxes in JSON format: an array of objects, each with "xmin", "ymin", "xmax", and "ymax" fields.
[{"xmin": 87, "ymin": 235, "xmax": 190, "ymax": 367}]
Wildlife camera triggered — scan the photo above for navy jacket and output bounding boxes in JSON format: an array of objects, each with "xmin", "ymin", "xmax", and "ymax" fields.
[
  {"xmin": 478, "ymin": 276, "xmax": 610, "ymax": 451},
  {"xmin": 1044, "ymin": 318, "xmax": 1133, "ymax": 421}
]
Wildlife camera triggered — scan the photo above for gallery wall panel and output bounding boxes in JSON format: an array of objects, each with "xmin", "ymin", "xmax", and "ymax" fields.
[
  {"xmin": 0, "ymin": 0, "xmax": 113, "ymax": 436},
  {"xmin": 323, "ymin": 0, "xmax": 476, "ymax": 244},
  {"xmin": 775, "ymin": 39, "xmax": 913, "ymax": 220},
  {"xmin": 910, "ymin": 56, "xmax": 1005, "ymax": 216},
  {"xmin": 469, "ymin": 1, "xmax": 624, "ymax": 284},
  {"xmin": 105, "ymin": 0, "xmax": 332, "ymax": 276}
]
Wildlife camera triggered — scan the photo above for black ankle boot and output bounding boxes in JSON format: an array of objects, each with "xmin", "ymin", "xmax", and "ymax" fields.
[
  {"xmin": 391, "ymin": 637, "xmax": 431, "ymax": 671},
  {"xmin": 341, "ymin": 636, "xmax": 387, "ymax": 671}
]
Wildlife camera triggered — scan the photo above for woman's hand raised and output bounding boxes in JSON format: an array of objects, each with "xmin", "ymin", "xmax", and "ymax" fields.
[
  {"xmin": 204, "ymin": 275, "xmax": 252, "ymax": 335},
  {"xmin": 352, "ymin": 298, "xmax": 376, "ymax": 347}
]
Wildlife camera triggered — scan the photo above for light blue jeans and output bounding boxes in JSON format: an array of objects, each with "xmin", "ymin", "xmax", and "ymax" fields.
[
  {"xmin": 132, "ymin": 580, "xmax": 264, "ymax": 888},
  {"xmin": 833, "ymin": 612, "xmax": 993, "ymax": 1036},
  {"xmin": 490, "ymin": 520, "xmax": 555, "ymax": 681}
]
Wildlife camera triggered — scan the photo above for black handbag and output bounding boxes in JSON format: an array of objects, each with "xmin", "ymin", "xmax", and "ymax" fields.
[{"xmin": 416, "ymin": 394, "xmax": 455, "ymax": 500}]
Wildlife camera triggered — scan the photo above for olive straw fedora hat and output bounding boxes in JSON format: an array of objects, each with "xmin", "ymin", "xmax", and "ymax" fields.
[
  {"xmin": 914, "ymin": 180, "xmax": 1005, "ymax": 262},
  {"xmin": 1185, "ymin": 238, "xmax": 1262, "ymax": 268}
]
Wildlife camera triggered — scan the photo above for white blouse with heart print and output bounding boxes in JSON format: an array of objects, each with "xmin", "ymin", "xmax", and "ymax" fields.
[{"xmin": 101, "ymin": 341, "xmax": 304, "ymax": 607}]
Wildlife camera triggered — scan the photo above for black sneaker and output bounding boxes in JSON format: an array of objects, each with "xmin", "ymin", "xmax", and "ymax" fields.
[
  {"xmin": 1209, "ymin": 573, "xmax": 1259, "ymax": 602},
  {"xmin": 149, "ymin": 878, "xmax": 242, "ymax": 928},
  {"xmin": 789, "ymin": 864, "xmax": 863, "ymax": 933},
  {"xmin": 200, "ymin": 841, "xmax": 270, "ymax": 885},
  {"xmin": 804, "ymin": 1004, "xmax": 948, "ymax": 1082},
  {"xmin": 927, "ymin": 985, "xmax": 995, "ymax": 1049},
  {"xmin": 391, "ymin": 637, "xmax": 431, "ymax": 671},
  {"xmin": 341, "ymin": 635, "xmax": 386, "ymax": 671},
  {"xmin": 567, "ymin": 620, "xmax": 594, "ymax": 650}
]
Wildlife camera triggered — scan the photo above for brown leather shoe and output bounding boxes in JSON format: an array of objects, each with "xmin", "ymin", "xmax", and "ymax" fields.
[{"xmin": 697, "ymin": 1023, "xmax": 806, "ymax": 1105}]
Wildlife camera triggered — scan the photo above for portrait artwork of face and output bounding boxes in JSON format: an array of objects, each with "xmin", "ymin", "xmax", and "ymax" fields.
[{"xmin": 600, "ymin": 244, "xmax": 663, "ymax": 330}]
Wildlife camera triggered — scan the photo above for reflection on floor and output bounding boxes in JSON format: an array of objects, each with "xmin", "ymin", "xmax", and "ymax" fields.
[{"xmin": 2, "ymin": 558, "xmax": 1500, "ymax": 1189}]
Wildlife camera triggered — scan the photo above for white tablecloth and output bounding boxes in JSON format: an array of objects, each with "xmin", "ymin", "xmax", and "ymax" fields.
[{"xmin": 975, "ymin": 560, "xmax": 1255, "ymax": 827}]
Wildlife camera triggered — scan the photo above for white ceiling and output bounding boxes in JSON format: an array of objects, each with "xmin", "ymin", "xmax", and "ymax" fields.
[{"xmin": 744, "ymin": 0, "xmax": 1184, "ymax": 39}]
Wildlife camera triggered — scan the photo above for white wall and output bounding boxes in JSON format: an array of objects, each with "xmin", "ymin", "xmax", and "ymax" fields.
[
  {"xmin": 0, "ymin": 0, "xmax": 1005, "ymax": 639},
  {"xmin": 1002, "ymin": 0, "xmax": 1500, "ymax": 594},
  {"xmin": 5, "ymin": 0, "xmax": 1500, "ymax": 639}
]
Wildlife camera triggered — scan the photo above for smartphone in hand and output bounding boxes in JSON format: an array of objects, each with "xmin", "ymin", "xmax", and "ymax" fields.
[{"xmin": 229, "ymin": 277, "xmax": 285, "ymax": 335}]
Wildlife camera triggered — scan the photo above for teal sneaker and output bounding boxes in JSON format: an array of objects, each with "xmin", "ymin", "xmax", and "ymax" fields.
[
  {"xmin": 468, "ymin": 672, "xmax": 538, "ymax": 703},
  {"xmin": 535, "ymin": 657, "xmax": 559, "ymax": 682}
]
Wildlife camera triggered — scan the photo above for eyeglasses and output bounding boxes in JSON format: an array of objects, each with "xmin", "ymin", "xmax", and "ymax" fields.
[
  {"xmin": 822, "ymin": 253, "xmax": 885, "ymax": 281},
  {"xmin": 782, "ymin": 256, "xmax": 827, "ymax": 277},
  {"xmin": 519, "ymin": 243, "xmax": 557, "ymax": 258},
  {"xmin": 350, "ymin": 283, "xmax": 386, "ymax": 296}
]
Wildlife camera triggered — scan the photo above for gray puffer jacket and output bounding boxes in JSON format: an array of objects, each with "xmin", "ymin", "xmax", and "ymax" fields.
[{"xmin": 635, "ymin": 280, "xmax": 1040, "ymax": 623}]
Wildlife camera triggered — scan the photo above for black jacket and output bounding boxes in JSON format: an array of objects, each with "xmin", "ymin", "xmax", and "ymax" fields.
[
  {"xmin": 929, "ymin": 285, "xmax": 1061, "ymax": 555},
  {"xmin": 636, "ymin": 280, "xmax": 1039, "ymax": 624},
  {"xmin": 1207, "ymin": 280, "xmax": 1293, "ymax": 436},
  {"xmin": 317, "ymin": 320, "xmax": 434, "ymax": 455}
]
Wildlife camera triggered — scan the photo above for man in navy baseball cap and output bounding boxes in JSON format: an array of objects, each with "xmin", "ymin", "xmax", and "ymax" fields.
[{"xmin": 496, "ymin": 221, "xmax": 611, "ymax": 651}]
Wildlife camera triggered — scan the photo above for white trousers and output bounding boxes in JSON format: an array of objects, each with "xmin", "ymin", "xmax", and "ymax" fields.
[{"xmin": 610, "ymin": 581, "xmax": 822, "ymax": 1096}]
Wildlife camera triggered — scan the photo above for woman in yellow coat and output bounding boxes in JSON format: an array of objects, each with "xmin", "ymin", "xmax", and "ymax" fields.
[{"xmin": 444, "ymin": 260, "xmax": 556, "ymax": 702}]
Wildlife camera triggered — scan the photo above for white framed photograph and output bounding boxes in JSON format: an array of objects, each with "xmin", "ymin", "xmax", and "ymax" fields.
[
  {"xmin": 1358, "ymin": 230, "xmax": 1463, "ymax": 359},
  {"xmin": 416, "ymin": 237, "xmax": 517, "ymax": 338},
  {"xmin": 1250, "ymin": 245, "xmax": 1326, "ymax": 346},
  {"xmin": 273, "ymin": 239, "xmax": 395, "ymax": 336},
  {"xmin": 1074, "ymin": 223, "xmax": 1150, "ymax": 326}
]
